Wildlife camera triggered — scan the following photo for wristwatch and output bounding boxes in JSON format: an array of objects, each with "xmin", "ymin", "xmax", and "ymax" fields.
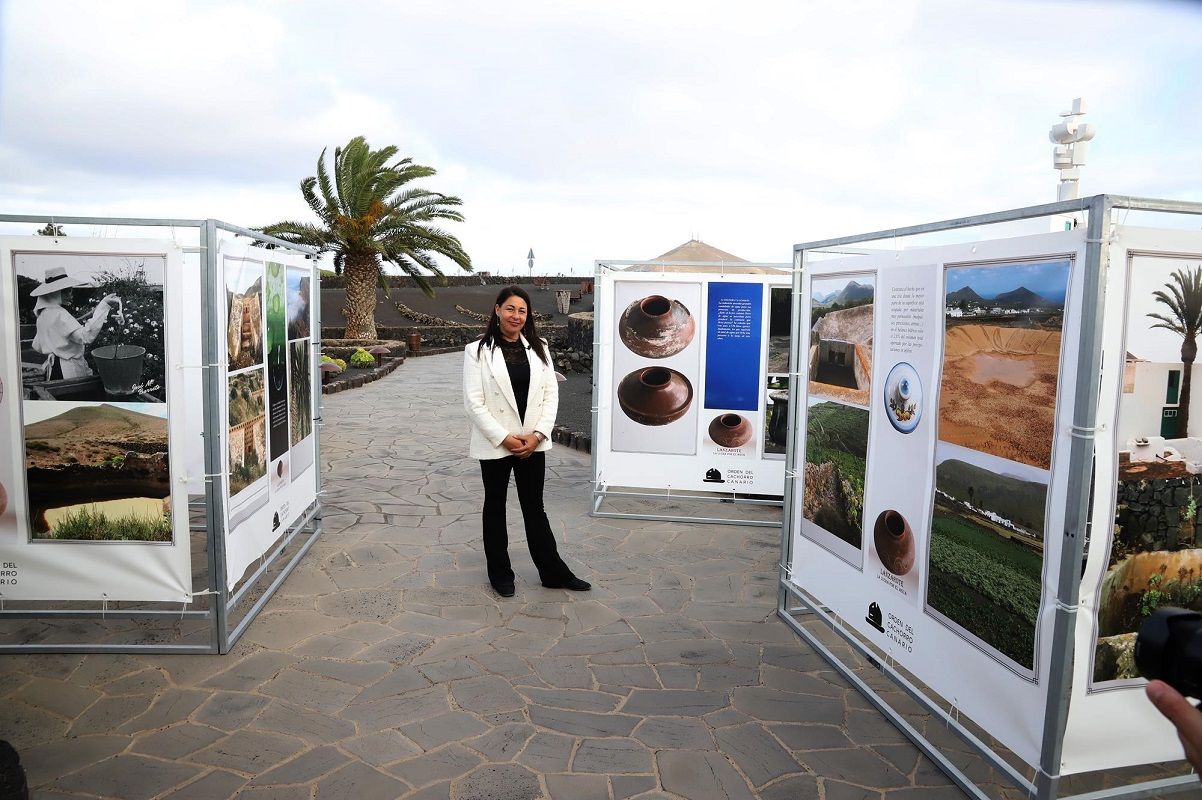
[{"xmin": 534, "ymin": 432, "xmax": 547, "ymax": 442}]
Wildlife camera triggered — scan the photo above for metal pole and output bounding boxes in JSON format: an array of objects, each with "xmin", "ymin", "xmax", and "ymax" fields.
[
  {"xmin": 590, "ymin": 260, "xmax": 603, "ymax": 513},
  {"xmin": 1033, "ymin": 195, "xmax": 1112, "ymax": 799},
  {"xmin": 778, "ymin": 246, "xmax": 806, "ymax": 615},
  {"xmin": 199, "ymin": 219, "xmax": 231, "ymax": 653},
  {"xmin": 311, "ymin": 252, "xmax": 324, "ymax": 530}
]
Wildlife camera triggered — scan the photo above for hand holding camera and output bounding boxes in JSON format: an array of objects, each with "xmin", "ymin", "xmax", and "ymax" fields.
[{"xmin": 1137, "ymin": 607, "xmax": 1202, "ymax": 773}]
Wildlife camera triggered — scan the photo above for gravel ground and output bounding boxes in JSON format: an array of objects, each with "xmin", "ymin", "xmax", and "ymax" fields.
[{"xmin": 555, "ymin": 370, "xmax": 594, "ymax": 436}]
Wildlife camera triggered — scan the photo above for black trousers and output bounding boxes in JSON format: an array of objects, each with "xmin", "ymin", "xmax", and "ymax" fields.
[{"xmin": 480, "ymin": 452, "xmax": 571, "ymax": 586}]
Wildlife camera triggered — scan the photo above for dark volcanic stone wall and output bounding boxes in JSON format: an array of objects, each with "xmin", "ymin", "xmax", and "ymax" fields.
[{"xmin": 1114, "ymin": 475, "xmax": 1202, "ymax": 560}]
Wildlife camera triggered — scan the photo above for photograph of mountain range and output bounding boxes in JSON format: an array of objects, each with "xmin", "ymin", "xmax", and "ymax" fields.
[
  {"xmin": 23, "ymin": 402, "xmax": 172, "ymax": 542},
  {"xmin": 808, "ymin": 275, "xmax": 875, "ymax": 407},
  {"xmin": 938, "ymin": 258, "xmax": 1071, "ymax": 470}
]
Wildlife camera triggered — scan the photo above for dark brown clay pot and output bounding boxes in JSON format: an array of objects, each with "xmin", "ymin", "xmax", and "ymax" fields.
[
  {"xmin": 709, "ymin": 413, "xmax": 753, "ymax": 448},
  {"xmin": 617, "ymin": 367, "xmax": 693, "ymax": 426},
  {"xmin": 0, "ymin": 480, "xmax": 6, "ymax": 517},
  {"xmin": 619, "ymin": 295, "xmax": 696, "ymax": 358},
  {"xmin": 873, "ymin": 509, "xmax": 915, "ymax": 576}
]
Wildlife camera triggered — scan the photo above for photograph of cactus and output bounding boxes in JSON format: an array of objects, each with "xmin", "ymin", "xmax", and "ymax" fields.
[{"xmin": 1095, "ymin": 255, "xmax": 1202, "ymax": 684}]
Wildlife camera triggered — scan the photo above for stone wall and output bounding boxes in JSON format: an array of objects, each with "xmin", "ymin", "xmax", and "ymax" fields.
[
  {"xmin": 567, "ymin": 312, "xmax": 593, "ymax": 353},
  {"xmin": 318, "ymin": 274, "xmax": 588, "ymax": 289},
  {"xmin": 322, "ymin": 324, "xmax": 566, "ymax": 350},
  {"xmin": 1114, "ymin": 474, "xmax": 1202, "ymax": 559}
]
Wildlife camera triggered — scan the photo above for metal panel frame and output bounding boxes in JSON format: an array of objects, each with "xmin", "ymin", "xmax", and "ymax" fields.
[
  {"xmin": 0, "ymin": 214, "xmax": 321, "ymax": 655},
  {"xmin": 779, "ymin": 195, "xmax": 1202, "ymax": 800},
  {"xmin": 590, "ymin": 258, "xmax": 790, "ymax": 527}
]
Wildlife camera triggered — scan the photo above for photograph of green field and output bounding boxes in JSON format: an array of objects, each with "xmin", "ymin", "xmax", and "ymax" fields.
[
  {"xmin": 803, "ymin": 400, "xmax": 869, "ymax": 549},
  {"xmin": 927, "ymin": 448, "xmax": 1048, "ymax": 672}
]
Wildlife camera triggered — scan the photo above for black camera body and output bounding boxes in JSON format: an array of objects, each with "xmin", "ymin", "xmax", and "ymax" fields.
[{"xmin": 1135, "ymin": 607, "xmax": 1202, "ymax": 698}]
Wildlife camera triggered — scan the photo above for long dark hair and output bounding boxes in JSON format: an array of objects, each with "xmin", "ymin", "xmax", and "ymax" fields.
[{"xmin": 477, "ymin": 285, "xmax": 549, "ymax": 365}]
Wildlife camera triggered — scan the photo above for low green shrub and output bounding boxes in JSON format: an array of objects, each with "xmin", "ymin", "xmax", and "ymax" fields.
[{"xmin": 349, "ymin": 348, "xmax": 376, "ymax": 369}]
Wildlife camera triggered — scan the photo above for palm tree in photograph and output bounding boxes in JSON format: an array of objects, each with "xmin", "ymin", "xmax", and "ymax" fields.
[
  {"xmin": 261, "ymin": 136, "xmax": 472, "ymax": 340},
  {"xmin": 1148, "ymin": 266, "xmax": 1202, "ymax": 438}
]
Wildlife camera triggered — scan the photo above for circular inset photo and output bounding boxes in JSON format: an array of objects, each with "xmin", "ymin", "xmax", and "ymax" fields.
[
  {"xmin": 619, "ymin": 295, "xmax": 696, "ymax": 358},
  {"xmin": 883, "ymin": 362, "xmax": 921, "ymax": 434},
  {"xmin": 873, "ymin": 509, "xmax": 915, "ymax": 576},
  {"xmin": 617, "ymin": 366, "xmax": 693, "ymax": 426},
  {"xmin": 708, "ymin": 413, "xmax": 753, "ymax": 448}
]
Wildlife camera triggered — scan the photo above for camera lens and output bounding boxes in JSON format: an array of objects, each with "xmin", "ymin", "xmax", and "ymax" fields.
[{"xmin": 1135, "ymin": 607, "xmax": 1202, "ymax": 698}]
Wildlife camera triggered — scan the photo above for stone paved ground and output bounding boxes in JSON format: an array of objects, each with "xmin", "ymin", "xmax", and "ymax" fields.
[{"xmin": 0, "ymin": 353, "xmax": 1184, "ymax": 799}]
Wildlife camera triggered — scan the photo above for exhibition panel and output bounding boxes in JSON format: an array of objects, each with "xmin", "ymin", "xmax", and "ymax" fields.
[
  {"xmin": 783, "ymin": 195, "xmax": 1202, "ymax": 800},
  {"xmin": 0, "ymin": 237, "xmax": 193, "ymax": 603},
  {"xmin": 594, "ymin": 267, "xmax": 791, "ymax": 503}
]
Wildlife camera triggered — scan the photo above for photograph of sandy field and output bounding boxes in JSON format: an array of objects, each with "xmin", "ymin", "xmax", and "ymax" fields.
[
  {"xmin": 927, "ymin": 444, "xmax": 1048, "ymax": 672},
  {"xmin": 23, "ymin": 402, "xmax": 171, "ymax": 542},
  {"xmin": 808, "ymin": 276, "xmax": 874, "ymax": 406},
  {"xmin": 803, "ymin": 399, "xmax": 869, "ymax": 550},
  {"xmin": 938, "ymin": 259, "xmax": 1071, "ymax": 470}
]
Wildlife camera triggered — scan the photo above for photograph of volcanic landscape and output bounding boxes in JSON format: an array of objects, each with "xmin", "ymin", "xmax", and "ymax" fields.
[
  {"xmin": 23, "ymin": 403, "xmax": 171, "ymax": 541},
  {"xmin": 928, "ymin": 448, "xmax": 1048, "ymax": 671},
  {"xmin": 808, "ymin": 276, "xmax": 874, "ymax": 406},
  {"xmin": 938, "ymin": 259, "xmax": 1071, "ymax": 470}
]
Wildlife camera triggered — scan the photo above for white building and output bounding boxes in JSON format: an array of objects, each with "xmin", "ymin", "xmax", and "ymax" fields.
[{"xmin": 1117, "ymin": 354, "xmax": 1202, "ymax": 447}]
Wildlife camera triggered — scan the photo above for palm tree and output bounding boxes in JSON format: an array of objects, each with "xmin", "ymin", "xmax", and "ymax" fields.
[
  {"xmin": 260, "ymin": 136, "xmax": 472, "ymax": 339},
  {"xmin": 1148, "ymin": 266, "xmax": 1202, "ymax": 438}
]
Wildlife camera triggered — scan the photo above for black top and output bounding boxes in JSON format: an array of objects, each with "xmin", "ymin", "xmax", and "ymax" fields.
[{"xmin": 498, "ymin": 338, "xmax": 530, "ymax": 423}]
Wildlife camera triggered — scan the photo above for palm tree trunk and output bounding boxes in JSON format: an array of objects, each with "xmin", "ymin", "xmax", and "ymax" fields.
[
  {"xmin": 343, "ymin": 251, "xmax": 379, "ymax": 340},
  {"xmin": 1181, "ymin": 339, "xmax": 1196, "ymax": 437}
]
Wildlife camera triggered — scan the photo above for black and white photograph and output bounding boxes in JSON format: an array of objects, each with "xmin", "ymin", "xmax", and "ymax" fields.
[{"xmin": 14, "ymin": 251, "xmax": 168, "ymax": 402}]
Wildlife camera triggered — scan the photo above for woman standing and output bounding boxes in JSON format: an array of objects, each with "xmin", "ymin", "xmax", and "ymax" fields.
[
  {"xmin": 29, "ymin": 266, "xmax": 119, "ymax": 380},
  {"xmin": 463, "ymin": 286, "xmax": 591, "ymax": 597}
]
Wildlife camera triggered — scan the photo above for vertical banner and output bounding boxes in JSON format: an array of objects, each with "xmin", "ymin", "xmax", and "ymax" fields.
[
  {"xmin": 0, "ymin": 237, "xmax": 192, "ymax": 602},
  {"xmin": 220, "ymin": 245, "xmax": 318, "ymax": 588},
  {"xmin": 1063, "ymin": 227, "xmax": 1202, "ymax": 773},
  {"xmin": 596, "ymin": 270, "xmax": 788, "ymax": 495},
  {"xmin": 787, "ymin": 230, "xmax": 1086, "ymax": 768}
]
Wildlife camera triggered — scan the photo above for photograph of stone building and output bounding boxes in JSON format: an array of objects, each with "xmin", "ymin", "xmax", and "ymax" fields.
[
  {"xmin": 228, "ymin": 370, "xmax": 267, "ymax": 498},
  {"xmin": 225, "ymin": 258, "xmax": 264, "ymax": 372},
  {"xmin": 808, "ymin": 276, "xmax": 874, "ymax": 406}
]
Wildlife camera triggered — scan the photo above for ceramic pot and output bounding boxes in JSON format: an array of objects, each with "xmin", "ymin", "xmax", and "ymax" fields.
[
  {"xmin": 709, "ymin": 413, "xmax": 752, "ymax": 448},
  {"xmin": 873, "ymin": 509, "xmax": 915, "ymax": 576},
  {"xmin": 619, "ymin": 295, "xmax": 696, "ymax": 358},
  {"xmin": 617, "ymin": 367, "xmax": 693, "ymax": 425}
]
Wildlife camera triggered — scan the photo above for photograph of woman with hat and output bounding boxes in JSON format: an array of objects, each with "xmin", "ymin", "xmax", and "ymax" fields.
[{"xmin": 28, "ymin": 265, "xmax": 121, "ymax": 381}]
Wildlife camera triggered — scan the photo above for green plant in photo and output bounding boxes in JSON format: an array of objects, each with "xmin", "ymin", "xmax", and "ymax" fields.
[
  {"xmin": 1186, "ymin": 494, "xmax": 1198, "ymax": 522},
  {"xmin": 349, "ymin": 348, "xmax": 376, "ymax": 369},
  {"xmin": 50, "ymin": 507, "xmax": 172, "ymax": 542}
]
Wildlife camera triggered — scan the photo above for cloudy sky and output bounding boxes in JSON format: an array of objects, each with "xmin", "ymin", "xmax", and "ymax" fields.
[{"xmin": 1, "ymin": 0, "xmax": 1199, "ymax": 276}]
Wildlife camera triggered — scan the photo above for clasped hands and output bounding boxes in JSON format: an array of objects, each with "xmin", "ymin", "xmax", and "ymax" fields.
[{"xmin": 502, "ymin": 433, "xmax": 539, "ymax": 458}]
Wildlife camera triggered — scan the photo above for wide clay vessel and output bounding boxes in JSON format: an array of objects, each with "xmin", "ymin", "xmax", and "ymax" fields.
[
  {"xmin": 709, "ymin": 413, "xmax": 753, "ymax": 448},
  {"xmin": 617, "ymin": 367, "xmax": 693, "ymax": 426},
  {"xmin": 619, "ymin": 295, "xmax": 696, "ymax": 358},
  {"xmin": 873, "ymin": 509, "xmax": 915, "ymax": 576}
]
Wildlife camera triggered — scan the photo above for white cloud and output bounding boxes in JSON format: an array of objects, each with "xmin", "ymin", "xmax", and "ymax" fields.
[{"xmin": 1, "ymin": 0, "xmax": 1200, "ymax": 274}]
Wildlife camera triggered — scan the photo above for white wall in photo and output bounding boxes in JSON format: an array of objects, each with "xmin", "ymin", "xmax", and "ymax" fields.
[
  {"xmin": 1062, "ymin": 227, "xmax": 1202, "ymax": 774},
  {"xmin": 218, "ymin": 241, "xmax": 318, "ymax": 588},
  {"xmin": 0, "ymin": 237, "xmax": 193, "ymax": 603},
  {"xmin": 787, "ymin": 230, "xmax": 1088, "ymax": 768},
  {"xmin": 595, "ymin": 269, "xmax": 790, "ymax": 496}
]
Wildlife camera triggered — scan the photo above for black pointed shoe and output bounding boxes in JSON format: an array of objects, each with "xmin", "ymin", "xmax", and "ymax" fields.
[
  {"xmin": 542, "ymin": 576, "xmax": 591, "ymax": 591},
  {"xmin": 492, "ymin": 582, "xmax": 515, "ymax": 598}
]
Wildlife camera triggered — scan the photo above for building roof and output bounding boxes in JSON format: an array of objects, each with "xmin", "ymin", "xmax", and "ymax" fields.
[{"xmin": 623, "ymin": 239, "xmax": 786, "ymax": 274}]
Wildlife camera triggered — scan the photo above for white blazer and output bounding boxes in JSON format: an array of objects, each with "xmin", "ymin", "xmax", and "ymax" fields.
[{"xmin": 463, "ymin": 334, "xmax": 558, "ymax": 460}]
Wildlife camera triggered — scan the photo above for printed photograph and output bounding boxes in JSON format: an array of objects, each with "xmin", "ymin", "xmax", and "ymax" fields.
[
  {"xmin": 287, "ymin": 266, "xmax": 311, "ymax": 341},
  {"xmin": 23, "ymin": 402, "xmax": 171, "ymax": 542},
  {"xmin": 803, "ymin": 398, "xmax": 869, "ymax": 550},
  {"xmin": 226, "ymin": 257, "xmax": 264, "ymax": 372},
  {"xmin": 926, "ymin": 443, "xmax": 1048, "ymax": 672},
  {"xmin": 1095, "ymin": 256, "xmax": 1202, "ymax": 683},
  {"xmin": 808, "ymin": 275, "xmax": 874, "ymax": 406},
  {"xmin": 228, "ymin": 370, "xmax": 267, "ymax": 498},
  {"xmin": 767, "ymin": 286, "xmax": 791, "ymax": 374},
  {"xmin": 266, "ymin": 261, "xmax": 289, "ymax": 460},
  {"xmin": 763, "ymin": 376, "xmax": 789, "ymax": 459},
  {"xmin": 15, "ymin": 252, "xmax": 168, "ymax": 402},
  {"xmin": 705, "ymin": 411, "xmax": 756, "ymax": 454},
  {"xmin": 289, "ymin": 340, "xmax": 312, "ymax": 446},
  {"xmin": 939, "ymin": 258, "xmax": 1070, "ymax": 470}
]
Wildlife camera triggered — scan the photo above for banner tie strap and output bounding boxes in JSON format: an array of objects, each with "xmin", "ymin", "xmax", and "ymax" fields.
[
  {"xmin": 1054, "ymin": 599, "xmax": 1079, "ymax": 613},
  {"xmin": 784, "ymin": 469, "xmax": 800, "ymax": 479},
  {"xmin": 1069, "ymin": 423, "xmax": 1104, "ymax": 439}
]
